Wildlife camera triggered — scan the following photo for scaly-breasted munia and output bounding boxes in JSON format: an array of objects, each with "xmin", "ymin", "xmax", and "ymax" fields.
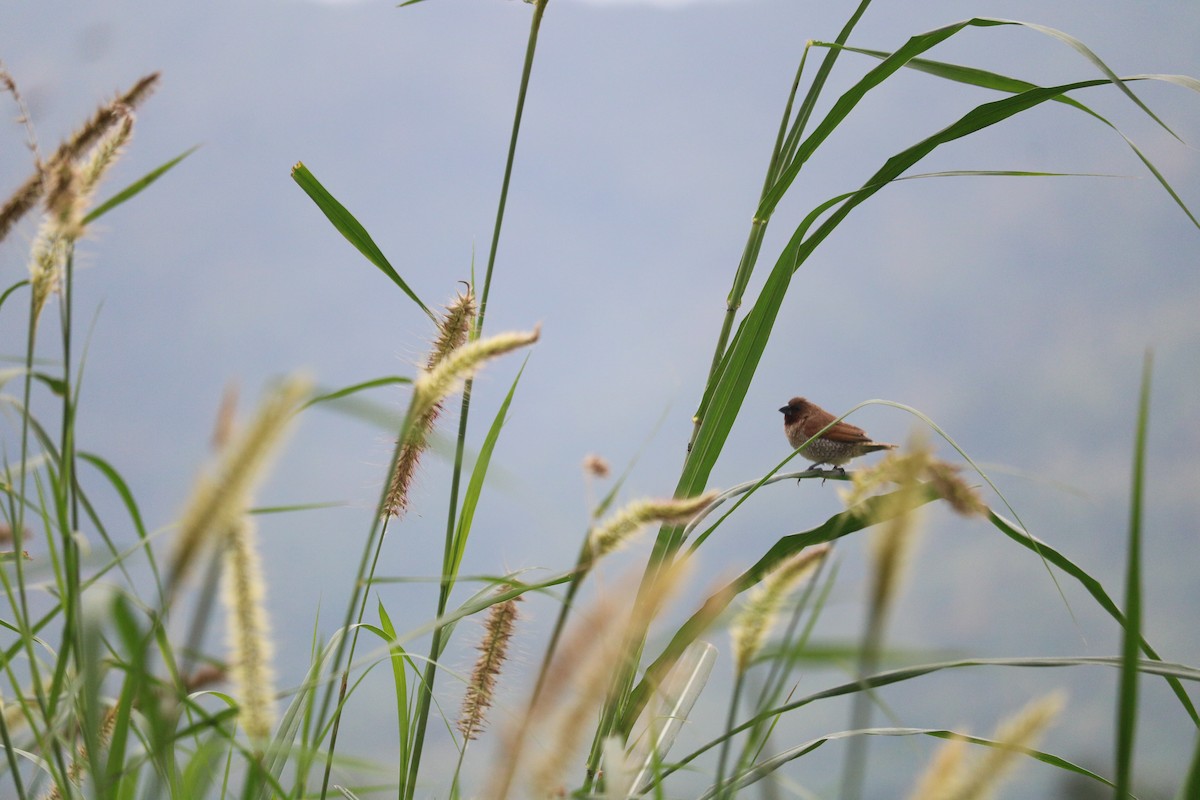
[{"xmin": 779, "ymin": 396, "xmax": 896, "ymax": 471}]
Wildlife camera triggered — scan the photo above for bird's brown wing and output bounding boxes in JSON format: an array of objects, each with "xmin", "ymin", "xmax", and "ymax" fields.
[
  {"xmin": 802, "ymin": 402, "xmax": 873, "ymax": 443},
  {"xmin": 821, "ymin": 418, "xmax": 872, "ymax": 444}
]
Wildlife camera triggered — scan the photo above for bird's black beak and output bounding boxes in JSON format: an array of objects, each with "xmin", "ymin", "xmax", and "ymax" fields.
[{"xmin": 778, "ymin": 405, "xmax": 790, "ymax": 414}]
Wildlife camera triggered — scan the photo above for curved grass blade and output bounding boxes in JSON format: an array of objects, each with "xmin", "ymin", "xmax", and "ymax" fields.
[
  {"xmin": 78, "ymin": 451, "xmax": 150, "ymax": 546},
  {"xmin": 694, "ymin": 726, "xmax": 1114, "ymax": 799},
  {"xmin": 0, "ymin": 279, "xmax": 29, "ymax": 314},
  {"xmin": 304, "ymin": 376, "xmax": 412, "ymax": 409},
  {"xmin": 290, "ymin": 162, "xmax": 432, "ymax": 318},
  {"xmin": 372, "ymin": 603, "xmax": 411, "ymax": 795},
  {"xmin": 1181, "ymin": 732, "xmax": 1200, "ymax": 800},
  {"xmin": 83, "ymin": 146, "xmax": 199, "ymax": 224},
  {"xmin": 450, "ymin": 361, "xmax": 525, "ymax": 579},
  {"xmin": 828, "ymin": 44, "xmax": 1200, "ymax": 229},
  {"xmin": 1116, "ymin": 352, "xmax": 1152, "ymax": 798},
  {"xmin": 655, "ymin": 655, "xmax": 1199, "ymax": 788},
  {"xmin": 988, "ymin": 508, "xmax": 1198, "ymax": 726}
]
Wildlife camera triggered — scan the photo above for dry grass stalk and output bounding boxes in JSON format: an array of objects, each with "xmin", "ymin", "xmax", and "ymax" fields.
[
  {"xmin": 221, "ymin": 516, "xmax": 277, "ymax": 745},
  {"xmin": 730, "ymin": 543, "xmax": 830, "ymax": 673},
  {"xmin": 0, "ymin": 72, "xmax": 159, "ymax": 243},
  {"xmin": 384, "ymin": 288, "xmax": 476, "ymax": 517},
  {"xmin": 457, "ymin": 591, "xmax": 522, "ymax": 742},
  {"xmin": 168, "ymin": 374, "xmax": 311, "ymax": 595}
]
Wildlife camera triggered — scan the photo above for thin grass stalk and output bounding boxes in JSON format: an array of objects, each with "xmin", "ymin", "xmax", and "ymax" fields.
[
  {"xmin": 1115, "ymin": 352, "xmax": 1151, "ymax": 799},
  {"xmin": 402, "ymin": 4, "xmax": 549, "ymax": 798},
  {"xmin": 775, "ymin": 0, "xmax": 874, "ymax": 173},
  {"xmin": 713, "ymin": 672, "xmax": 748, "ymax": 800},
  {"xmin": 739, "ymin": 556, "xmax": 836, "ymax": 774},
  {"xmin": 314, "ymin": 434, "xmax": 405, "ymax": 800},
  {"xmin": 527, "ymin": 534, "xmax": 592, "ymax": 719},
  {"xmin": 9, "ymin": 268, "xmax": 74, "ymax": 799},
  {"xmin": 47, "ymin": 246, "xmax": 87, "ymax": 775}
]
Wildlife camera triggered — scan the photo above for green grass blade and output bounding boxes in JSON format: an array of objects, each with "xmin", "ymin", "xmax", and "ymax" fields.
[
  {"xmin": 1180, "ymin": 731, "xmax": 1200, "ymax": 800},
  {"xmin": 83, "ymin": 146, "xmax": 199, "ymax": 224},
  {"xmin": 987, "ymin": 509, "xmax": 1198, "ymax": 726},
  {"xmin": 829, "ymin": 44, "xmax": 1200, "ymax": 229},
  {"xmin": 290, "ymin": 162, "xmax": 432, "ymax": 318},
  {"xmin": 761, "ymin": 18, "xmax": 1008, "ymax": 218},
  {"xmin": 691, "ymin": 726, "xmax": 1115, "ymax": 799},
  {"xmin": 373, "ymin": 604, "xmax": 411, "ymax": 794},
  {"xmin": 1116, "ymin": 352, "xmax": 1152, "ymax": 798},
  {"xmin": 654, "ymin": 655, "xmax": 1199, "ymax": 790},
  {"xmin": 450, "ymin": 361, "xmax": 525, "ymax": 579},
  {"xmin": 304, "ymin": 376, "xmax": 412, "ymax": 409},
  {"xmin": 0, "ymin": 279, "xmax": 29, "ymax": 314},
  {"xmin": 684, "ymin": 76, "xmax": 1109, "ymax": 513}
]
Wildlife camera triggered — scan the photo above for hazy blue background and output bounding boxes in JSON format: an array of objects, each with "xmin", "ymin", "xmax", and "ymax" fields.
[{"xmin": 2, "ymin": 0, "xmax": 1198, "ymax": 796}]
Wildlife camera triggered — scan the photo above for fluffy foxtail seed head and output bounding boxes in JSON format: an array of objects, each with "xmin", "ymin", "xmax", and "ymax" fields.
[
  {"xmin": 25, "ymin": 105, "xmax": 136, "ymax": 326},
  {"xmin": 169, "ymin": 374, "xmax": 312, "ymax": 595},
  {"xmin": 839, "ymin": 437, "xmax": 984, "ymax": 519},
  {"xmin": 1, "ymin": 72, "xmax": 158, "ymax": 244},
  {"xmin": 408, "ymin": 326, "xmax": 540, "ymax": 427},
  {"xmin": 457, "ymin": 592, "xmax": 522, "ymax": 742},
  {"xmin": 731, "ymin": 544, "xmax": 830, "ymax": 674},
  {"xmin": 906, "ymin": 692, "xmax": 1065, "ymax": 800},
  {"xmin": 384, "ymin": 289, "xmax": 478, "ymax": 518},
  {"xmin": 905, "ymin": 736, "xmax": 969, "ymax": 800},
  {"xmin": 221, "ymin": 517, "xmax": 277, "ymax": 746},
  {"xmin": 428, "ymin": 287, "xmax": 476, "ymax": 369},
  {"xmin": 586, "ymin": 491, "xmax": 718, "ymax": 560}
]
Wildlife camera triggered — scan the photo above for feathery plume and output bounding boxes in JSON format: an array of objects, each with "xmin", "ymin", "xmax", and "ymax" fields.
[
  {"xmin": 924, "ymin": 460, "xmax": 987, "ymax": 517},
  {"xmin": 839, "ymin": 437, "xmax": 984, "ymax": 519},
  {"xmin": 730, "ymin": 544, "xmax": 830, "ymax": 673},
  {"xmin": 586, "ymin": 491, "xmax": 717, "ymax": 561},
  {"xmin": 1, "ymin": 72, "xmax": 159, "ymax": 243},
  {"xmin": 865, "ymin": 443, "xmax": 927, "ymax": 617},
  {"xmin": 168, "ymin": 374, "xmax": 311, "ymax": 595},
  {"xmin": 408, "ymin": 325, "xmax": 540, "ymax": 427},
  {"xmin": 26, "ymin": 104, "xmax": 135, "ymax": 325},
  {"xmin": 384, "ymin": 288, "xmax": 476, "ymax": 517},
  {"xmin": 221, "ymin": 516, "xmax": 277, "ymax": 745},
  {"xmin": 457, "ymin": 591, "xmax": 522, "ymax": 742}
]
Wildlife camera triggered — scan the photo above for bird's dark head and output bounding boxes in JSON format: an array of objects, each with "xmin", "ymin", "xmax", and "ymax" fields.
[{"xmin": 779, "ymin": 397, "xmax": 808, "ymax": 415}]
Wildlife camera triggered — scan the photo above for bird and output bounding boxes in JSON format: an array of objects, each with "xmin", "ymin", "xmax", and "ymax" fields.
[{"xmin": 779, "ymin": 396, "xmax": 896, "ymax": 472}]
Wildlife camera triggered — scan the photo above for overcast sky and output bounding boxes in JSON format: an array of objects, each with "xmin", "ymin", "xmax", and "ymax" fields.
[{"xmin": 3, "ymin": 0, "xmax": 1199, "ymax": 796}]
